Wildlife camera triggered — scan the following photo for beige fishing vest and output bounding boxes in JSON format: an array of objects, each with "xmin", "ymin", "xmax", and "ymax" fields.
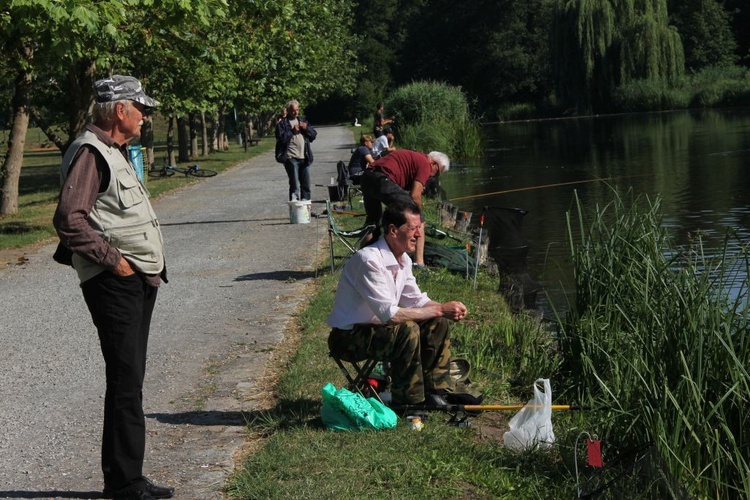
[{"xmin": 60, "ymin": 131, "xmax": 165, "ymax": 283}]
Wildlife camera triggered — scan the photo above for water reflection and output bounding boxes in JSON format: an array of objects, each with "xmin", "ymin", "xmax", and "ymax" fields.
[{"xmin": 440, "ymin": 109, "xmax": 750, "ymax": 313}]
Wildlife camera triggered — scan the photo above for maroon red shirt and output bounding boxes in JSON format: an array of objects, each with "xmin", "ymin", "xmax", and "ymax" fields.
[{"xmin": 371, "ymin": 149, "xmax": 431, "ymax": 190}]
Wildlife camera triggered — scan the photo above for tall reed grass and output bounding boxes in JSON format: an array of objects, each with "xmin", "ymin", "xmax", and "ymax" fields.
[
  {"xmin": 553, "ymin": 188, "xmax": 750, "ymax": 497},
  {"xmin": 385, "ymin": 81, "xmax": 483, "ymax": 158}
]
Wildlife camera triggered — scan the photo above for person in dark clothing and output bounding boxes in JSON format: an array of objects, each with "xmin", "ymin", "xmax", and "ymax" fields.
[
  {"xmin": 275, "ymin": 99, "xmax": 317, "ymax": 201},
  {"xmin": 372, "ymin": 102, "xmax": 393, "ymax": 138},
  {"xmin": 348, "ymin": 134, "xmax": 376, "ymax": 178}
]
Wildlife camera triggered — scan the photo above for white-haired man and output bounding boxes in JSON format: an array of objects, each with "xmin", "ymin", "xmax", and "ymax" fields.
[
  {"xmin": 360, "ymin": 149, "xmax": 450, "ymax": 267},
  {"xmin": 53, "ymin": 75, "xmax": 173, "ymax": 500}
]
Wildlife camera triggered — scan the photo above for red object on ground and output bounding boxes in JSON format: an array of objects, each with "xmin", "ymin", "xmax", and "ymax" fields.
[{"xmin": 587, "ymin": 439, "xmax": 603, "ymax": 468}]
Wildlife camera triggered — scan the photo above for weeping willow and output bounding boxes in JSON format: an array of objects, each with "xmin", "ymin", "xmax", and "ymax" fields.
[{"xmin": 553, "ymin": 0, "xmax": 684, "ymax": 112}]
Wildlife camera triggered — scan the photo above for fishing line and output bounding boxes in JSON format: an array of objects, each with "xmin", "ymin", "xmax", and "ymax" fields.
[{"xmin": 448, "ymin": 174, "xmax": 652, "ymax": 203}]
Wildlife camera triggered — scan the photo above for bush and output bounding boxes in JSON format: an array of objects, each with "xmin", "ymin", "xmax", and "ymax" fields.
[
  {"xmin": 496, "ymin": 103, "xmax": 537, "ymax": 121},
  {"xmin": 385, "ymin": 81, "xmax": 483, "ymax": 158}
]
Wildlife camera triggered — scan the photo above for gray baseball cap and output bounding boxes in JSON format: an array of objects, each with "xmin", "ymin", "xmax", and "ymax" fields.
[{"xmin": 93, "ymin": 75, "xmax": 160, "ymax": 108}]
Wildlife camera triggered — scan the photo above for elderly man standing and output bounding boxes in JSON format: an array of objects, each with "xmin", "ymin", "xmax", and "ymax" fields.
[
  {"xmin": 275, "ymin": 99, "xmax": 317, "ymax": 201},
  {"xmin": 360, "ymin": 149, "xmax": 450, "ymax": 267},
  {"xmin": 53, "ymin": 75, "xmax": 173, "ymax": 500},
  {"xmin": 327, "ymin": 203, "xmax": 468, "ymax": 409}
]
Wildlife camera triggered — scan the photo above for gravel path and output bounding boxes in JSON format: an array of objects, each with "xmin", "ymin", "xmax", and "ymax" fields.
[{"xmin": 0, "ymin": 125, "xmax": 352, "ymax": 499}]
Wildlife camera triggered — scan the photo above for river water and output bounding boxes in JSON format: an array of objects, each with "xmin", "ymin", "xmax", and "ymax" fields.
[{"xmin": 439, "ymin": 108, "xmax": 750, "ymax": 313}]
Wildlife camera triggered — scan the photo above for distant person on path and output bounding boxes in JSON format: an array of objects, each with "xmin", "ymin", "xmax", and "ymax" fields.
[
  {"xmin": 371, "ymin": 128, "xmax": 395, "ymax": 159},
  {"xmin": 275, "ymin": 99, "xmax": 317, "ymax": 201},
  {"xmin": 327, "ymin": 203, "xmax": 468, "ymax": 408},
  {"xmin": 360, "ymin": 149, "xmax": 450, "ymax": 267},
  {"xmin": 53, "ymin": 75, "xmax": 174, "ymax": 500},
  {"xmin": 373, "ymin": 102, "xmax": 393, "ymax": 138}
]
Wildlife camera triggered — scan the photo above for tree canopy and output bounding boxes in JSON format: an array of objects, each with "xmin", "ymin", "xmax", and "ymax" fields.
[
  {"xmin": 2, "ymin": 0, "xmax": 749, "ymax": 214},
  {"xmin": 0, "ymin": 0, "xmax": 358, "ymax": 214}
]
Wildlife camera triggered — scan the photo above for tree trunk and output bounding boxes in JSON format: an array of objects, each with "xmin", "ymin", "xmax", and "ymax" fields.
[
  {"xmin": 189, "ymin": 112, "xmax": 198, "ymax": 158},
  {"xmin": 30, "ymin": 107, "xmax": 66, "ymax": 153},
  {"xmin": 167, "ymin": 115, "xmax": 177, "ymax": 166},
  {"xmin": 140, "ymin": 116, "xmax": 155, "ymax": 170},
  {"xmin": 217, "ymin": 110, "xmax": 227, "ymax": 151},
  {"xmin": 210, "ymin": 111, "xmax": 219, "ymax": 153},
  {"xmin": 1, "ymin": 66, "xmax": 33, "ymax": 216},
  {"xmin": 244, "ymin": 113, "xmax": 253, "ymax": 152},
  {"xmin": 64, "ymin": 58, "xmax": 96, "ymax": 151},
  {"xmin": 201, "ymin": 112, "xmax": 209, "ymax": 156},
  {"xmin": 177, "ymin": 116, "xmax": 190, "ymax": 162}
]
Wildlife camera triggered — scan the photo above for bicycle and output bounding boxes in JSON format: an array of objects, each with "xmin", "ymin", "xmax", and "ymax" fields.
[{"xmin": 148, "ymin": 164, "xmax": 217, "ymax": 179}]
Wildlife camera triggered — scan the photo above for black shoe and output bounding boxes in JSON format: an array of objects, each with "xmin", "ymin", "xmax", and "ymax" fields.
[
  {"xmin": 114, "ymin": 491, "xmax": 156, "ymax": 500},
  {"xmin": 425, "ymin": 392, "xmax": 449, "ymax": 407},
  {"xmin": 445, "ymin": 391, "xmax": 484, "ymax": 406},
  {"xmin": 103, "ymin": 477, "xmax": 174, "ymax": 499}
]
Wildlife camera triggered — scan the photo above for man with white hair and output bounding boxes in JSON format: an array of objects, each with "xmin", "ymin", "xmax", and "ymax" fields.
[
  {"xmin": 53, "ymin": 75, "xmax": 173, "ymax": 500},
  {"xmin": 360, "ymin": 149, "xmax": 450, "ymax": 267}
]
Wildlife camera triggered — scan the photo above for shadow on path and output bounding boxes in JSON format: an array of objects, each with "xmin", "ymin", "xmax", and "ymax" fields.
[
  {"xmin": 234, "ymin": 270, "xmax": 317, "ymax": 282},
  {"xmin": 148, "ymin": 398, "xmax": 324, "ymax": 432},
  {"xmin": 148, "ymin": 410, "xmax": 249, "ymax": 426},
  {"xmin": 0, "ymin": 490, "xmax": 103, "ymax": 499},
  {"xmin": 161, "ymin": 217, "xmax": 288, "ymax": 227}
]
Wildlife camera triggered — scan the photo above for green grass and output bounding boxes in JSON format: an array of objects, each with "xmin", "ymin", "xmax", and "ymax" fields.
[
  {"xmin": 385, "ymin": 81, "xmax": 484, "ymax": 159},
  {"xmin": 226, "ymin": 199, "xmax": 593, "ymax": 499},
  {"xmin": 226, "ymin": 268, "xmax": 579, "ymax": 499}
]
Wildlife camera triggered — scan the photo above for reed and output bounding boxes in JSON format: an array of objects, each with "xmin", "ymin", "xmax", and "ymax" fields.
[
  {"xmin": 553, "ymin": 187, "xmax": 750, "ymax": 497},
  {"xmin": 385, "ymin": 81, "xmax": 483, "ymax": 158}
]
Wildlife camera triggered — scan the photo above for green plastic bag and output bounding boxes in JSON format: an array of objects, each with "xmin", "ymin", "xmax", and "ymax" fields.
[{"xmin": 321, "ymin": 382, "xmax": 397, "ymax": 431}]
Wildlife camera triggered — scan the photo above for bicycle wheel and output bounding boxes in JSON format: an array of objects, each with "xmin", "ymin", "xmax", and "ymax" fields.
[
  {"xmin": 189, "ymin": 167, "xmax": 217, "ymax": 178},
  {"xmin": 148, "ymin": 167, "xmax": 175, "ymax": 178}
]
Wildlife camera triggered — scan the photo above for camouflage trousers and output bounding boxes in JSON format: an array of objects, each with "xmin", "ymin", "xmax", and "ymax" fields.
[{"xmin": 328, "ymin": 317, "xmax": 454, "ymax": 405}]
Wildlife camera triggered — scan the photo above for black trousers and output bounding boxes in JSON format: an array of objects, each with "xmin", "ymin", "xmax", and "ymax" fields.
[
  {"xmin": 360, "ymin": 169, "xmax": 416, "ymax": 232},
  {"xmin": 82, "ymin": 271, "xmax": 158, "ymax": 490}
]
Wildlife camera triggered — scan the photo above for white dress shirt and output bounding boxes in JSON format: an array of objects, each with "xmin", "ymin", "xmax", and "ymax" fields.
[{"xmin": 327, "ymin": 237, "xmax": 430, "ymax": 330}]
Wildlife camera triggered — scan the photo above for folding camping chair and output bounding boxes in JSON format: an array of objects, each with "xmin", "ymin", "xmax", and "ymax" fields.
[
  {"xmin": 326, "ymin": 200, "xmax": 376, "ymax": 272},
  {"xmin": 328, "ymin": 332, "xmax": 389, "ymax": 403},
  {"xmin": 335, "ymin": 160, "xmax": 364, "ymax": 207},
  {"xmin": 330, "ymin": 354, "xmax": 381, "ymax": 398}
]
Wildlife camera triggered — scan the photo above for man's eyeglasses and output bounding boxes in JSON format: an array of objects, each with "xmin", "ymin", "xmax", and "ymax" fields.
[{"xmin": 401, "ymin": 224, "xmax": 421, "ymax": 232}]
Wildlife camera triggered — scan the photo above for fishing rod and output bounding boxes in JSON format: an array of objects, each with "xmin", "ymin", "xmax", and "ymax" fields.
[
  {"xmin": 425, "ymin": 224, "xmax": 463, "ymax": 243},
  {"xmin": 448, "ymin": 174, "xmax": 651, "ymax": 203},
  {"xmin": 395, "ymin": 402, "xmax": 581, "ymax": 413}
]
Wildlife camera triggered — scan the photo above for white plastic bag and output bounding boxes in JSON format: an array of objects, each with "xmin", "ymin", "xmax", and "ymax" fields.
[{"xmin": 503, "ymin": 378, "xmax": 555, "ymax": 451}]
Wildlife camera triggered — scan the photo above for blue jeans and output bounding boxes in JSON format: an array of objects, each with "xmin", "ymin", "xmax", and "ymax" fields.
[{"xmin": 284, "ymin": 158, "xmax": 311, "ymax": 201}]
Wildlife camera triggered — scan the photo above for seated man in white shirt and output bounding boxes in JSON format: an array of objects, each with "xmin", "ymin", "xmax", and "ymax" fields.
[{"xmin": 327, "ymin": 202, "xmax": 468, "ymax": 408}]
